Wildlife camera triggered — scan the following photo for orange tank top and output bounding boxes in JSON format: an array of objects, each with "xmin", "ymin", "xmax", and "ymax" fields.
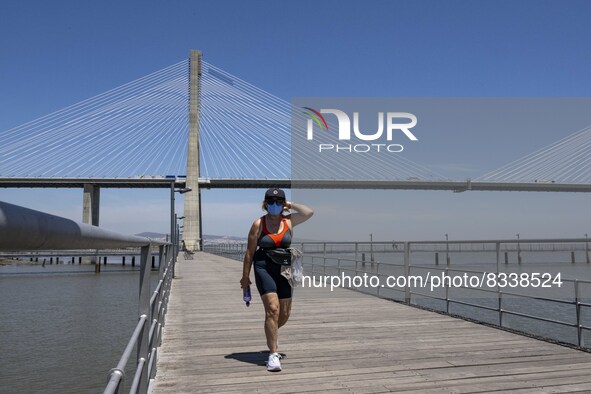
[{"xmin": 257, "ymin": 216, "xmax": 292, "ymax": 249}]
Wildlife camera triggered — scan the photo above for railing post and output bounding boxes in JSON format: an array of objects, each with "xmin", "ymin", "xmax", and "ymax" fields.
[
  {"xmin": 170, "ymin": 181, "xmax": 175, "ymax": 260},
  {"xmin": 575, "ymin": 279, "xmax": 582, "ymax": 347},
  {"xmin": 137, "ymin": 245, "xmax": 151, "ymax": 393},
  {"xmin": 147, "ymin": 245, "xmax": 166, "ymax": 383},
  {"xmin": 155, "ymin": 245, "xmax": 166, "ymax": 315},
  {"xmin": 161, "ymin": 245, "xmax": 172, "ymax": 333},
  {"xmin": 499, "ymin": 291, "xmax": 504, "ymax": 327},
  {"xmin": 370, "ymin": 236, "xmax": 374, "ymax": 263},
  {"xmin": 404, "ymin": 242, "xmax": 410, "ymax": 304},
  {"xmin": 172, "ymin": 214, "xmax": 178, "ymax": 278},
  {"xmin": 160, "ymin": 245, "xmax": 167, "ymax": 282},
  {"xmin": 445, "ymin": 265, "xmax": 450, "ymax": 314},
  {"xmin": 496, "ymin": 242, "xmax": 502, "ymax": 326},
  {"xmin": 495, "ymin": 242, "xmax": 501, "ymax": 277},
  {"xmin": 157, "ymin": 245, "xmax": 168, "ymax": 348}
]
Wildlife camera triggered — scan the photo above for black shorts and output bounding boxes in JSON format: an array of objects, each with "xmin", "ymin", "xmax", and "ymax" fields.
[{"xmin": 253, "ymin": 249, "xmax": 293, "ymax": 299}]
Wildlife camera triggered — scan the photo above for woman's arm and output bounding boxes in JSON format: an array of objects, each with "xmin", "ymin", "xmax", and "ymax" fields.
[
  {"xmin": 286, "ymin": 201, "xmax": 314, "ymax": 226},
  {"xmin": 240, "ymin": 219, "xmax": 260, "ymax": 289}
]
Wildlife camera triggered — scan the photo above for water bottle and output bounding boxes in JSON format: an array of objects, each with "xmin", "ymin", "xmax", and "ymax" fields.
[{"xmin": 243, "ymin": 286, "xmax": 251, "ymax": 307}]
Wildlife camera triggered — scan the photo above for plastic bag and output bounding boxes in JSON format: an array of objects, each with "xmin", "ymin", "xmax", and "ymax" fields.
[{"xmin": 281, "ymin": 248, "xmax": 303, "ymax": 288}]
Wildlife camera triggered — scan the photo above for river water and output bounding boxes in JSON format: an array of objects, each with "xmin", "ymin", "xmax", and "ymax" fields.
[{"xmin": 0, "ymin": 260, "xmax": 157, "ymax": 394}]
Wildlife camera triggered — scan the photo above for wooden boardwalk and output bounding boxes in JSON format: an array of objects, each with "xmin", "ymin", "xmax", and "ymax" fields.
[{"xmin": 152, "ymin": 253, "xmax": 591, "ymax": 393}]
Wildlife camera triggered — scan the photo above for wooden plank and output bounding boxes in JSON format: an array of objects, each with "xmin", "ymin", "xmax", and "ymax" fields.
[{"xmin": 152, "ymin": 253, "xmax": 591, "ymax": 393}]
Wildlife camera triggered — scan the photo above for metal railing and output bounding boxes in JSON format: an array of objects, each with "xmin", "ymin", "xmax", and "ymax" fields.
[
  {"xmin": 104, "ymin": 243, "xmax": 177, "ymax": 394},
  {"xmin": 205, "ymin": 238, "xmax": 591, "ymax": 349},
  {"xmin": 204, "ymin": 242, "xmax": 246, "ymax": 260},
  {"xmin": 0, "ymin": 201, "xmax": 178, "ymax": 393}
]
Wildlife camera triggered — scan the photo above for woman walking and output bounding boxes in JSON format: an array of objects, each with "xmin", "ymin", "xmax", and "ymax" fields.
[{"xmin": 240, "ymin": 188, "xmax": 313, "ymax": 372}]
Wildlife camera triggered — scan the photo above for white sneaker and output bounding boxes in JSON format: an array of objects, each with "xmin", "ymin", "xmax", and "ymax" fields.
[{"xmin": 267, "ymin": 352, "xmax": 282, "ymax": 372}]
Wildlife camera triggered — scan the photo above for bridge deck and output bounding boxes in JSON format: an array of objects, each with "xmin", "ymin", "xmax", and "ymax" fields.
[{"xmin": 152, "ymin": 253, "xmax": 591, "ymax": 393}]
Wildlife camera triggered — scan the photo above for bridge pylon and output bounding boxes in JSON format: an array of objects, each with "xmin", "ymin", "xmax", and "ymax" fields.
[{"xmin": 183, "ymin": 50, "xmax": 202, "ymax": 251}]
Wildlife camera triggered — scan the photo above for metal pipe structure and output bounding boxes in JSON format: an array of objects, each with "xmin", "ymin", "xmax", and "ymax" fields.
[{"xmin": 0, "ymin": 201, "xmax": 159, "ymax": 250}]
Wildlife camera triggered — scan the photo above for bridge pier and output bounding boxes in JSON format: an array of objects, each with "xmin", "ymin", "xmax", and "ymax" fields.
[
  {"xmin": 83, "ymin": 184, "xmax": 100, "ymax": 226},
  {"xmin": 83, "ymin": 183, "xmax": 100, "ymax": 269},
  {"xmin": 183, "ymin": 49, "xmax": 203, "ymax": 251}
]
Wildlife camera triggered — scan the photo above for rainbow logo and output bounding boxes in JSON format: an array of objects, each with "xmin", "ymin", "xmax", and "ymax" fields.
[{"xmin": 303, "ymin": 107, "xmax": 328, "ymax": 130}]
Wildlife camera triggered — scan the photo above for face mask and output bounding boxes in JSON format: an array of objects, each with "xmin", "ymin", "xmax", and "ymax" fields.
[{"xmin": 267, "ymin": 202, "xmax": 283, "ymax": 215}]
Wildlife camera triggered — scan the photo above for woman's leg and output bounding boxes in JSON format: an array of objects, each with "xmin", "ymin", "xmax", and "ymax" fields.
[
  {"xmin": 278, "ymin": 298, "xmax": 292, "ymax": 328},
  {"xmin": 261, "ymin": 292, "xmax": 280, "ymax": 353},
  {"xmin": 254, "ymin": 254, "xmax": 293, "ymax": 353}
]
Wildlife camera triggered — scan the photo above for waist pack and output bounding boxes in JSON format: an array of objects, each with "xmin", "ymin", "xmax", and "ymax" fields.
[{"xmin": 264, "ymin": 248, "xmax": 292, "ymax": 266}]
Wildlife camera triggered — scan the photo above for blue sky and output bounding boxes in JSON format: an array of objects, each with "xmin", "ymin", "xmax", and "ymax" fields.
[{"xmin": 1, "ymin": 0, "xmax": 591, "ymax": 241}]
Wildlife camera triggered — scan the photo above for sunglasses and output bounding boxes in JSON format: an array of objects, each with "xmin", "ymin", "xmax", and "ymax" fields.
[{"xmin": 266, "ymin": 198, "xmax": 285, "ymax": 204}]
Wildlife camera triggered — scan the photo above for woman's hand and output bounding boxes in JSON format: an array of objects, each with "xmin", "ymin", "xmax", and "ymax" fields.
[
  {"xmin": 240, "ymin": 275, "xmax": 252, "ymax": 289},
  {"xmin": 285, "ymin": 201, "xmax": 292, "ymax": 210}
]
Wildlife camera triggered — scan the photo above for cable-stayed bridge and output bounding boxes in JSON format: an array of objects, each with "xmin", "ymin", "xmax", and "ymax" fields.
[{"xmin": 1, "ymin": 50, "xmax": 591, "ymax": 250}]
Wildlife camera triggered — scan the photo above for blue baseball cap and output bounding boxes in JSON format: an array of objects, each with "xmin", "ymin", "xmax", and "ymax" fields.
[{"xmin": 265, "ymin": 188, "xmax": 285, "ymax": 200}]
